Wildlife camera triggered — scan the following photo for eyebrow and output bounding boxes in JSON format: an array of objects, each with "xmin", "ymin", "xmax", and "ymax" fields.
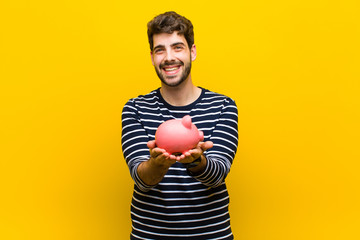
[
  {"xmin": 153, "ymin": 42, "xmax": 186, "ymax": 51},
  {"xmin": 171, "ymin": 42, "xmax": 186, "ymax": 47}
]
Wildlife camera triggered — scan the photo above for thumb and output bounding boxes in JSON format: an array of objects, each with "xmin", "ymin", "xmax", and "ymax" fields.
[
  {"xmin": 200, "ymin": 141, "xmax": 213, "ymax": 151},
  {"xmin": 147, "ymin": 140, "xmax": 156, "ymax": 149}
]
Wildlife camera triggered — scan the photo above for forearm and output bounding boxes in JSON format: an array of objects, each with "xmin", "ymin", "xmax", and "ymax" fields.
[
  {"xmin": 187, "ymin": 154, "xmax": 207, "ymax": 174},
  {"xmin": 137, "ymin": 157, "xmax": 172, "ymax": 186},
  {"xmin": 191, "ymin": 154, "xmax": 231, "ymax": 187},
  {"xmin": 189, "ymin": 100, "xmax": 238, "ymax": 187}
]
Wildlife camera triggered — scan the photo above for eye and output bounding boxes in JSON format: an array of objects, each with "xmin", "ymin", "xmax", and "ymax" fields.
[{"xmin": 154, "ymin": 48, "xmax": 164, "ymax": 54}]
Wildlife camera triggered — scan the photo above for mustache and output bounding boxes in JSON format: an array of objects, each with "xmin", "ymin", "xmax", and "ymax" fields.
[{"xmin": 159, "ymin": 61, "xmax": 184, "ymax": 69}]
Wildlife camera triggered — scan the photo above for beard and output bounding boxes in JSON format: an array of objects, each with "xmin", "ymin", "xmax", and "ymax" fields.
[{"xmin": 154, "ymin": 58, "xmax": 192, "ymax": 88}]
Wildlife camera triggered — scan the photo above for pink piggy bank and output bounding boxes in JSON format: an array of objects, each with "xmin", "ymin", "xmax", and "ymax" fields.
[{"xmin": 155, "ymin": 115, "xmax": 204, "ymax": 155}]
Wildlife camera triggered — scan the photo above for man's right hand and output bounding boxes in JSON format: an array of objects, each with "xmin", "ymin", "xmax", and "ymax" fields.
[
  {"xmin": 137, "ymin": 140, "xmax": 176, "ymax": 186},
  {"xmin": 147, "ymin": 140, "xmax": 177, "ymax": 168}
]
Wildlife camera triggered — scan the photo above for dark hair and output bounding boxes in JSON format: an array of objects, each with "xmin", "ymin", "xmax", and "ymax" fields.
[{"xmin": 147, "ymin": 11, "xmax": 194, "ymax": 51}]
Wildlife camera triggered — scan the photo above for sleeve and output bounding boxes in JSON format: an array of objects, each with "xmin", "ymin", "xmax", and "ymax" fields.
[
  {"xmin": 121, "ymin": 99, "xmax": 156, "ymax": 192},
  {"xmin": 189, "ymin": 97, "xmax": 238, "ymax": 188}
]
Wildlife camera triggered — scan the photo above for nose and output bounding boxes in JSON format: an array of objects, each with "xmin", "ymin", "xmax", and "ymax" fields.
[{"xmin": 164, "ymin": 49, "xmax": 175, "ymax": 62}]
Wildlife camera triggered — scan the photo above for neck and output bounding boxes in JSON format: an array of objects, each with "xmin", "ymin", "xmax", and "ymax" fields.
[{"xmin": 160, "ymin": 76, "xmax": 201, "ymax": 106}]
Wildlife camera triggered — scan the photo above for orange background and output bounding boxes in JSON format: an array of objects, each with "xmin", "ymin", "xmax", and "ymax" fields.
[{"xmin": 1, "ymin": 0, "xmax": 359, "ymax": 239}]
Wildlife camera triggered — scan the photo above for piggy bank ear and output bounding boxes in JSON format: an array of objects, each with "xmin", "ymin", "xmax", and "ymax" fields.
[{"xmin": 182, "ymin": 115, "xmax": 192, "ymax": 129}]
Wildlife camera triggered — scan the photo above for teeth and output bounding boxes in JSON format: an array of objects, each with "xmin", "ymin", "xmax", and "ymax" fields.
[{"xmin": 164, "ymin": 67, "xmax": 179, "ymax": 71}]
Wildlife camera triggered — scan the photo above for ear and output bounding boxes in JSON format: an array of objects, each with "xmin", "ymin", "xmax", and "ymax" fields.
[
  {"xmin": 181, "ymin": 115, "xmax": 192, "ymax": 129},
  {"xmin": 190, "ymin": 44, "xmax": 197, "ymax": 61},
  {"xmin": 150, "ymin": 51, "xmax": 154, "ymax": 66}
]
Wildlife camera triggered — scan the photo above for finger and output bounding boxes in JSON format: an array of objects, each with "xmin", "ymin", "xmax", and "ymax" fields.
[
  {"xmin": 188, "ymin": 148, "xmax": 201, "ymax": 155},
  {"xmin": 153, "ymin": 151, "xmax": 171, "ymax": 163},
  {"xmin": 179, "ymin": 150, "xmax": 198, "ymax": 162},
  {"xmin": 184, "ymin": 151, "xmax": 191, "ymax": 157},
  {"xmin": 150, "ymin": 148, "xmax": 166, "ymax": 158}
]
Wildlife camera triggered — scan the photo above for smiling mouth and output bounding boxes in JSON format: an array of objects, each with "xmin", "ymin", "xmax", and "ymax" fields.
[{"xmin": 162, "ymin": 65, "xmax": 181, "ymax": 75}]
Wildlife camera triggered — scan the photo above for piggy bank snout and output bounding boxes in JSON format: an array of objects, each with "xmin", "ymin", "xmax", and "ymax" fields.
[{"xmin": 199, "ymin": 130, "xmax": 204, "ymax": 141}]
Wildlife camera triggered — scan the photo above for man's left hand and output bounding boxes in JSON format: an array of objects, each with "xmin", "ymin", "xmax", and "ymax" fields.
[{"xmin": 175, "ymin": 141, "xmax": 213, "ymax": 164}]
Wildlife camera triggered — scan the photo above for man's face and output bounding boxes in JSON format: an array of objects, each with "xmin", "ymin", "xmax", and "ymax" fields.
[{"xmin": 151, "ymin": 32, "xmax": 196, "ymax": 87}]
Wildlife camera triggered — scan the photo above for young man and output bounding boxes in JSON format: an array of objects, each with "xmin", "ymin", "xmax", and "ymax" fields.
[{"xmin": 121, "ymin": 11, "xmax": 238, "ymax": 240}]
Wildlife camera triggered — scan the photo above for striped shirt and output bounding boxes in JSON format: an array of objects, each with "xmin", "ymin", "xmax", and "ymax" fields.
[{"xmin": 121, "ymin": 87, "xmax": 238, "ymax": 240}]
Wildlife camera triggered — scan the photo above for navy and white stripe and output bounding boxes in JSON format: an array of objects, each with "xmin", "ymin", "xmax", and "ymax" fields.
[{"xmin": 121, "ymin": 87, "xmax": 238, "ymax": 240}]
